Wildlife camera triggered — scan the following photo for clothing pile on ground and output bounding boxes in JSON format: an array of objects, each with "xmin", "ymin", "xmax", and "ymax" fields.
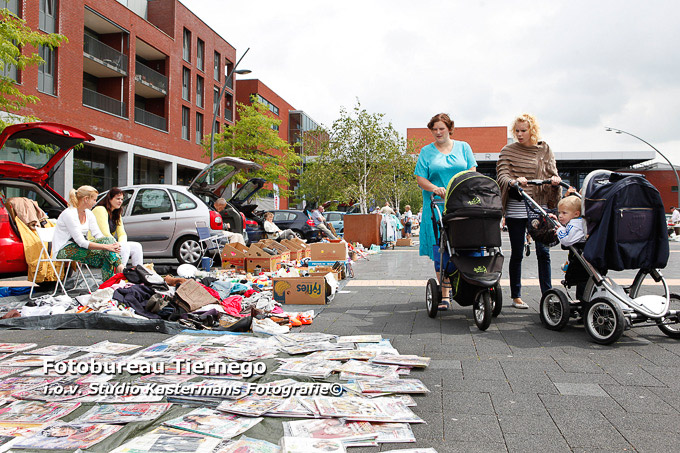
[{"xmin": 0, "ymin": 333, "xmax": 436, "ymax": 452}]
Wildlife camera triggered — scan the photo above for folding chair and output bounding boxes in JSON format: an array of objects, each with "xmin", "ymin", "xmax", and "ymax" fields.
[
  {"xmin": 195, "ymin": 221, "xmax": 222, "ymax": 268},
  {"xmin": 29, "ymin": 227, "xmax": 95, "ymax": 299}
]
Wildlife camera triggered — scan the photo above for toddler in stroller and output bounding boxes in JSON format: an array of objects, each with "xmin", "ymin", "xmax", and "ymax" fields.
[
  {"xmin": 516, "ymin": 171, "xmax": 680, "ymax": 344},
  {"xmin": 425, "ymin": 171, "xmax": 504, "ymax": 331}
]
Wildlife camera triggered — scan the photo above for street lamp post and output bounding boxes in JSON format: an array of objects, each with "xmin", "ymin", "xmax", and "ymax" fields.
[
  {"xmin": 209, "ymin": 47, "xmax": 251, "ymax": 167},
  {"xmin": 605, "ymin": 127, "xmax": 680, "ymax": 208}
]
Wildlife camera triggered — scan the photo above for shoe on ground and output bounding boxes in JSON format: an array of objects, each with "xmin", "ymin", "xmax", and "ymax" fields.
[{"xmin": 512, "ymin": 299, "xmax": 529, "ymax": 309}]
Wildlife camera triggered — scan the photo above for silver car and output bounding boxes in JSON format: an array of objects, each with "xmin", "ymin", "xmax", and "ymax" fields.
[{"xmin": 102, "ymin": 157, "xmax": 263, "ymax": 265}]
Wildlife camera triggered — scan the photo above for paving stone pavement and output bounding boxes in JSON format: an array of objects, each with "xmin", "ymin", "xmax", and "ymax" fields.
[{"xmin": 1, "ymin": 234, "xmax": 679, "ymax": 452}]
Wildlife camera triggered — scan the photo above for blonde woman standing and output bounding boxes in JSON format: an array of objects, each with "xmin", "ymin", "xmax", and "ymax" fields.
[
  {"xmin": 496, "ymin": 114, "xmax": 561, "ymax": 309},
  {"xmin": 52, "ymin": 186, "xmax": 123, "ymax": 281}
]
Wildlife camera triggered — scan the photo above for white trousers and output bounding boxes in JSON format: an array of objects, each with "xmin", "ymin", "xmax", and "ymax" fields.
[
  {"xmin": 219, "ymin": 231, "xmax": 246, "ymax": 246},
  {"xmin": 120, "ymin": 241, "xmax": 144, "ymax": 267}
]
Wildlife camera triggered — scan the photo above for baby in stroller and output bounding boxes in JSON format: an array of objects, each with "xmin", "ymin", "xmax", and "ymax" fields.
[{"xmin": 550, "ymin": 195, "xmax": 587, "ymax": 302}]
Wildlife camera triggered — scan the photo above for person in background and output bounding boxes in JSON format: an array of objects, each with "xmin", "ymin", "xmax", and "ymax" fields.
[
  {"xmin": 263, "ymin": 212, "xmax": 297, "ymax": 240},
  {"xmin": 52, "ymin": 186, "xmax": 122, "ymax": 282},
  {"xmin": 670, "ymin": 206, "xmax": 680, "ymax": 240},
  {"xmin": 93, "ymin": 188, "xmax": 143, "ymax": 267},
  {"xmin": 379, "ymin": 202, "xmax": 395, "ymax": 215},
  {"xmin": 496, "ymin": 113, "xmax": 562, "ymax": 309},
  {"xmin": 415, "ymin": 113, "xmax": 477, "ymax": 309},
  {"xmin": 311, "ymin": 205, "xmax": 338, "ymax": 240},
  {"xmin": 402, "ymin": 205, "xmax": 414, "ymax": 238},
  {"xmin": 213, "ymin": 198, "xmax": 246, "ymax": 245}
]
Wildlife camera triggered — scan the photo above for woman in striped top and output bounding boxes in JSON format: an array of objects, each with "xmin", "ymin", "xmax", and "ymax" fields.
[{"xmin": 496, "ymin": 114, "xmax": 562, "ymax": 309}]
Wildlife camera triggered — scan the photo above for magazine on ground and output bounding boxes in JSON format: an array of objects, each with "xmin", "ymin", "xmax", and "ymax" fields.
[
  {"xmin": 335, "ymin": 335, "xmax": 383, "ymax": 344},
  {"xmin": 0, "ymin": 401, "xmax": 81, "ymax": 423},
  {"xmin": 0, "ymin": 343, "xmax": 36, "ymax": 353},
  {"xmin": 164, "ymin": 407, "xmax": 263, "ymax": 439},
  {"xmin": 264, "ymin": 396, "xmax": 315, "ymax": 418},
  {"xmin": 336, "ymin": 360, "xmax": 399, "ymax": 378},
  {"xmin": 12, "ymin": 421, "xmax": 122, "ymax": 450},
  {"xmin": 358, "ymin": 379, "xmax": 430, "ymax": 394},
  {"xmin": 370, "ymin": 422, "xmax": 416, "ymax": 443},
  {"xmin": 23, "ymin": 345, "xmax": 83, "ymax": 357},
  {"xmin": 212, "ymin": 435, "xmax": 281, "ymax": 453},
  {"xmin": 356, "ymin": 340, "xmax": 399, "ymax": 355},
  {"xmin": 82, "ymin": 340, "xmax": 141, "ymax": 354},
  {"xmin": 312, "ymin": 397, "xmax": 424, "ymax": 423},
  {"xmin": 216, "ymin": 395, "xmax": 284, "ymax": 416},
  {"xmin": 109, "ymin": 427, "xmax": 221, "ymax": 453},
  {"xmin": 370, "ymin": 355, "xmax": 431, "ymax": 368},
  {"xmin": 282, "ymin": 418, "xmax": 377, "ymax": 443},
  {"xmin": 0, "ymin": 354, "xmax": 69, "ymax": 368},
  {"xmin": 76, "ymin": 403, "xmax": 172, "ymax": 424},
  {"xmin": 0, "ymin": 367, "xmax": 28, "ymax": 378},
  {"xmin": 280, "ymin": 436, "xmax": 346, "ymax": 453},
  {"xmin": 306, "ymin": 350, "xmax": 377, "ymax": 361}
]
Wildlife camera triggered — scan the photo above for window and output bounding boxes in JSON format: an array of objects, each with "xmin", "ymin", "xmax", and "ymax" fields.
[
  {"xmin": 213, "ymin": 51, "xmax": 220, "ymax": 81},
  {"xmin": 6, "ymin": 0, "xmax": 20, "ymax": 16},
  {"xmin": 196, "ymin": 39, "xmax": 204, "ymax": 71},
  {"xmin": 37, "ymin": 45, "xmax": 55, "ymax": 95},
  {"xmin": 131, "ymin": 189, "xmax": 172, "ymax": 216},
  {"xmin": 196, "ymin": 75, "xmax": 204, "ymax": 108},
  {"xmin": 39, "ymin": 0, "xmax": 56, "ymax": 33},
  {"xmin": 134, "ymin": 156, "xmax": 165, "ymax": 184},
  {"xmin": 181, "ymin": 106, "xmax": 190, "ymax": 140},
  {"xmin": 255, "ymin": 94, "xmax": 279, "ymax": 115},
  {"xmin": 273, "ymin": 212, "xmax": 290, "ymax": 222},
  {"xmin": 0, "ymin": 49, "xmax": 18, "ymax": 83},
  {"xmin": 182, "ymin": 67, "xmax": 190, "ymax": 101},
  {"xmin": 213, "ymin": 87, "xmax": 220, "ymax": 116},
  {"xmin": 182, "ymin": 28, "xmax": 191, "ymax": 62},
  {"xmin": 170, "ymin": 189, "xmax": 197, "ymax": 211},
  {"xmin": 195, "ymin": 112, "xmax": 203, "ymax": 144},
  {"xmin": 72, "ymin": 146, "xmax": 119, "ymax": 191}
]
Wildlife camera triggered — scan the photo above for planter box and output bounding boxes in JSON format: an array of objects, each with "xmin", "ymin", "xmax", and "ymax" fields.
[{"xmin": 344, "ymin": 214, "xmax": 381, "ymax": 247}]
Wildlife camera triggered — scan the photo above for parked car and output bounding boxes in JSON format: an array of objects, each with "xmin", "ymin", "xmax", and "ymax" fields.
[
  {"xmin": 100, "ymin": 157, "xmax": 264, "ymax": 265},
  {"xmin": 0, "ymin": 122, "xmax": 94, "ymax": 275},
  {"xmin": 246, "ymin": 209, "xmax": 321, "ymax": 243},
  {"xmin": 324, "ymin": 211, "xmax": 346, "ymax": 235}
]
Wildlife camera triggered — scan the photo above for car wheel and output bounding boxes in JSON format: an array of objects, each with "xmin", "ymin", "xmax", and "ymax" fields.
[{"xmin": 175, "ymin": 236, "xmax": 202, "ymax": 265}]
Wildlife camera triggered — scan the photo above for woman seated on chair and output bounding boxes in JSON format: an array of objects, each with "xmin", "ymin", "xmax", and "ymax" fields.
[
  {"xmin": 52, "ymin": 185, "xmax": 123, "ymax": 282},
  {"xmin": 263, "ymin": 212, "xmax": 297, "ymax": 241},
  {"xmin": 93, "ymin": 187, "xmax": 144, "ymax": 268}
]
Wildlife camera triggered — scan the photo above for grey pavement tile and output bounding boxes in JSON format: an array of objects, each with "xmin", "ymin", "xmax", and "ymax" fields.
[
  {"xmin": 489, "ymin": 392, "xmax": 549, "ymax": 415},
  {"xmin": 626, "ymin": 429, "xmax": 680, "ymax": 453},
  {"xmin": 553, "ymin": 356, "xmax": 604, "ymax": 373},
  {"xmin": 428, "ymin": 359, "xmax": 462, "ymax": 371},
  {"xmin": 504, "ymin": 432, "xmax": 571, "ymax": 453},
  {"xmin": 444, "ymin": 378, "xmax": 512, "ymax": 394},
  {"xmin": 539, "ymin": 393, "xmax": 624, "ymax": 414},
  {"xmin": 508, "ymin": 378, "xmax": 559, "ymax": 395},
  {"xmin": 443, "ymin": 414, "xmax": 504, "ymax": 443},
  {"xmin": 600, "ymin": 384, "xmax": 678, "ymax": 414},
  {"xmin": 497, "ymin": 412, "xmax": 562, "ymax": 435},
  {"xmin": 647, "ymin": 385, "xmax": 680, "ymax": 410},
  {"xmin": 604, "ymin": 412, "xmax": 680, "ymax": 433},
  {"xmin": 604, "ymin": 368, "xmax": 667, "ymax": 387},
  {"xmin": 442, "ymin": 391, "xmax": 495, "ymax": 415},
  {"xmin": 554, "ymin": 382, "xmax": 608, "ymax": 397},
  {"xmin": 549, "ymin": 410, "xmax": 633, "ymax": 450},
  {"xmin": 460, "ymin": 360, "xmax": 507, "ymax": 381},
  {"xmin": 546, "ymin": 371, "xmax": 619, "ymax": 386},
  {"xmin": 434, "ymin": 441, "xmax": 507, "ymax": 453}
]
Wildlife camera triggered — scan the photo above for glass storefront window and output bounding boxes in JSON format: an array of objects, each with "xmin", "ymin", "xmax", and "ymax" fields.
[
  {"xmin": 134, "ymin": 156, "xmax": 165, "ymax": 184},
  {"xmin": 72, "ymin": 146, "xmax": 119, "ymax": 191}
]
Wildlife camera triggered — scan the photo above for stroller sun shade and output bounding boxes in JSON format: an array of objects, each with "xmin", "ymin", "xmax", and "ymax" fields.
[{"xmin": 443, "ymin": 171, "xmax": 503, "ymax": 248}]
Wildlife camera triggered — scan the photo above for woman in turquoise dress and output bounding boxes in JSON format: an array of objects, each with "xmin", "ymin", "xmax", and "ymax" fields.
[{"xmin": 415, "ymin": 113, "xmax": 477, "ymax": 307}]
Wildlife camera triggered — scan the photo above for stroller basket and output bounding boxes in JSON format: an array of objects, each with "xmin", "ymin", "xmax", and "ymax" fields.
[
  {"xmin": 452, "ymin": 253, "xmax": 503, "ymax": 287},
  {"xmin": 442, "ymin": 212, "xmax": 502, "ymax": 248}
]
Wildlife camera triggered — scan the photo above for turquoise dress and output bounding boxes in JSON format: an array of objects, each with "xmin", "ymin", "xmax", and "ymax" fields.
[{"xmin": 414, "ymin": 141, "xmax": 477, "ymax": 260}]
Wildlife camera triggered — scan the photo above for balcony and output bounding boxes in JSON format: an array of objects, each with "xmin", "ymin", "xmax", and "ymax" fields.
[
  {"xmin": 83, "ymin": 88, "xmax": 127, "ymax": 118},
  {"xmin": 83, "ymin": 34, "xmax": 128, "ymax": 77},
  {"xmin": 134, "ymin": 61, "xmax": 167, "ymax": 98},
  {"xmin": 135, "ymin": 107, "xmax": 167, "ymax": 132}
]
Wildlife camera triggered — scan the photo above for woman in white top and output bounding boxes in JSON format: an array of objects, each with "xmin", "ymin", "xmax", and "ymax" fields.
[
  {"xmin": 263, "ymin": 212, "xmax": 297, "ymax": 241},
  {"xmin": 53, "ymin": 186, "xmax": 123, "ymax": 281}
]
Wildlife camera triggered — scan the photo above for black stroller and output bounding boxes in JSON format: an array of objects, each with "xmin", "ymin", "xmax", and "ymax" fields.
[
  {"xmin": 425, "ymin": 171, "xmax": 504, "ymax": 330},
  {"xmin": 516, "ymin": 171, "xmax": 680, "ymax": 344}
]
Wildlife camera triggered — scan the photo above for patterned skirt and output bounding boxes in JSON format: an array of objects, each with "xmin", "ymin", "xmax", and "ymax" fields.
[{"xmin": 56, "ymin": 237, "xmax": 121, "ymax": 282}]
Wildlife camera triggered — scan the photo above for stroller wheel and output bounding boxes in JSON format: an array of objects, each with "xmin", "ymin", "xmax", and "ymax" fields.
[
  {"xmin": 426, "ymin": 278, "xmax": 441, "ymax": 319},
  {"xmin": 584, "ymin": 298, "xmax": 625, "ymax": 345},
  {"xmin": 540, "ymin": 289, "xmax": 571, "ymax": 331},
  {"xmin": 658, "ymin": 293, "xmax": 680, "ymax": 339},
  {"xmin": 490, "ymin": 282, "xmax": 503, "ymax": 317},
  {"xmin": 473, "ymin": 290, "xmax": 492, "ymax": 331}
]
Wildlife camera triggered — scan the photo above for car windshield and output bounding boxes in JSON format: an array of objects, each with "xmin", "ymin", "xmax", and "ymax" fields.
[{"xmin": 0, "ymin": 138, "xmax": 58, "ymax": 169}]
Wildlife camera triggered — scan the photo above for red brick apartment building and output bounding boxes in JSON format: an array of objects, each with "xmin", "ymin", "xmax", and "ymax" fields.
[
  {"xmin": 1, "ymin": 0, "xmax": 240, "ymax": 195},
  {"xmin": 236, "ymin": 79, "xmax": 321, "ymax": 209}
]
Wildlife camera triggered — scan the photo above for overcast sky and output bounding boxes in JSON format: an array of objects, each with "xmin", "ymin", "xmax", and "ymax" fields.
[{"xmin": 181, "ymin": 0, "xmax": 680, "ymax": 163}]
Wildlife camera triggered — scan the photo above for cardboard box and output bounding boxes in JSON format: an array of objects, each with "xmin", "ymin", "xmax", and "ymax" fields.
[
  {"xmin": 290, "ymin": 238, "xmax": 311, "ymax": 258},
  {"xmin": 309, "ymin": 266, "xmax": 342, "ymax": 281},
  {"xmin": 245, "ymin": 244, "xmax": 283, "ymax": 272},
  {"xmin": 310, "ymin": 242, "xmax": 348, "ymax": 261},
  {"xmin": 280, "ymin": 239, "xmax": 304, "ymax": 262},
  {"xmin": 396, "ymin": 238, "xmax": 414, "ymax": 246},
  {"xmin": 272, "ymin": 275, "xmax": 328, "ymax": 305},
  {"xmin": 220, "ymin": 243, "xmax": 249, "ymax": 270},
  {"xmin": 259, "ymin": 239, "xmax": 291, "ymax": 262}
]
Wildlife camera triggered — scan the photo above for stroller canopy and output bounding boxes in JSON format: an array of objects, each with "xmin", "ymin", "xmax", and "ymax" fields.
[
  {"xmin": 444, "ymin": 170, "xmax": 502, "ymax": 218},
  {"xmin": 582, "ymin": 169, "xmax": 669, "ymax": 272}
]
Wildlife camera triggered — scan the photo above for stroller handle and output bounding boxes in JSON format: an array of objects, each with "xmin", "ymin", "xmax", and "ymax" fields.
[
  {"xmin": 511, "ymin": 181, "xmax": 561, "ymax": 229},
  {"xmin": 522, "ymin": 179, "xmax": 581, "ymax": 198}
]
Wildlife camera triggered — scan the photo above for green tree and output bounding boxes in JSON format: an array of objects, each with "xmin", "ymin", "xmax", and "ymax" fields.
[
  {"xmin": 299, "ymin": 101, "xmax": 404, "ymax": 214},
  {"xmin": 376, "ymin": 138, "xmax": 419, "ymax": 213},
  {"xmin": 208, "ymin": 100, "xmax": 300, "ymax": 198},
  {"xmin": 0, "ymin": 5, "xmax": 67, "ymax": 130}
]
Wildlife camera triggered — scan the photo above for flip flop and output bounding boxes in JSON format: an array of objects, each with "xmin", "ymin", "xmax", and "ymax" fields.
[{"xmin": 438, "ymin": 301, "xmax": 451, "ymax": 311}]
